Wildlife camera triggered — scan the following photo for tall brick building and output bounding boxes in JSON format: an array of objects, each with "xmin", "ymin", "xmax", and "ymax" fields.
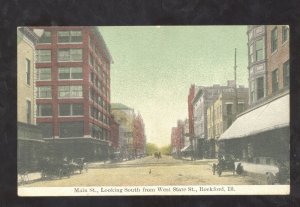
[{"xmin": 33, "ymin": 26, "xmax": 113, "ymax": 161}]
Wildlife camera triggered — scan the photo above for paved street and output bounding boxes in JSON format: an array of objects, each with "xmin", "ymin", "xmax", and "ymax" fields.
[{"xmin": 22, "ymin": 156, "xmax": 265, "ymax": 187}]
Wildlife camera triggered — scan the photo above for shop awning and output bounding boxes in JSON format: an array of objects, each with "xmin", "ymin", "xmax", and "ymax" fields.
[
  {"xmin": 181, "ymin": 144, "xmax": 192, "ymax": 152},
  {"xmin": 219, "ymin": 93, "xmax": 289, "ymax": 141}
]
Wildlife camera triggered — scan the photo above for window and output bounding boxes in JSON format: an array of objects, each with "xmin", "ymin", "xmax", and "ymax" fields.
[
  {"xmin": 37, "ymin": 123, "xmax": 53, "ymax": 138},
  {"xmin": 238, "ymin": 103, "xmax": 245, "ymax": 113},
  {"xmin": 26, "ymin": 100, "xmax": 31, "ymax": 124},
  {"xmin": 249, "ymin": 44, "xmax": 254, "ymax": 63},
  {"xmin": 36, "ymin": 50, "xmax": 51, "ymax": 62},
  {"xmin": 283, "ymin": 60, "xmax": 290, "ymax": 87},
  {"xmin": 89, "ymin": 36, "xmax": 94, "ymax": 50},
  {"xmin": 38, "ymin": 31, "xmax": 51, "ymax": 43},
  {"xmin": 37, "ymin": 68, "xmax": 51, "ymax": 80},
  {"xmin": 272, "ymin": 69, "xmax": 279, "ymax": 93},
  {"xmin": 58, "ymin": 31, "xmax": 82, "ymax": 43},
  {"xmin": 89, "ymin": 54, "xmax": 94, "ymax": 67},
  {"xmin": 37, "ymin": 86, "xmax": 52, "ymax": 98},
  {"xmin": 250, "ymin": 81, "xmax": 255, "ymax": 102},
  {"xmin": 59, "ymin": 103, "xmax": 83, "ymax": 116},
  {"xmin": 257, "ymin": 77, "xmax": 264, "ymax": 100},
  {"xmin": 37, "ymin": 104, "xmax": 52, "ymax": 116},
  {"xmin": 255, "ymin": 38, "xmax": 264, "ymax": 61},
  {"xmin": 58, "ymin": 85, "xmax": 83, "ymax": 98},
  {"xmin": 58, "ymin": 49, "xmax": 82, "ymax": 62},
  {"xmin": 282, "ymin": 26, "xmax": 289, "ymax": 43},
  {"xmin": 271, "ymin": 27, "xmax": 278, "ymax": 52},
  {"xmin": 25, "ymin": 58, "xmax": 30, "ymax": 85},
  {"xmin": 226, "ymin": 104, "xmax": 233, "ymax": 115},
  {"xmin": 58, "ymin": 67, "xmax": 82, "ymax": 79},
  {"xmin": 90, "ymin": 72, "xmax": 94, "ymax": 83},
  {"xmin": 60, "ymin": 121, "xmax": 84, "ymax": 138}
]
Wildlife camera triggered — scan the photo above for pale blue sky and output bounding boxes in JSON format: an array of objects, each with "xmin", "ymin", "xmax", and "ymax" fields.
[{"xmin": 99, "ymin": 26, "xmax": 249, "ymax": 147}]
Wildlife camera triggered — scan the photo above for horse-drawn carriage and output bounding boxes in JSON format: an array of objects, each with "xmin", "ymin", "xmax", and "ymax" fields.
[
  {"xmin": 40, "ymin": 157, "xmax": 87, "ymax": 180},
  {"xmin": 212, "ymin": 154, "xmax": 243, "ymax": 177}
]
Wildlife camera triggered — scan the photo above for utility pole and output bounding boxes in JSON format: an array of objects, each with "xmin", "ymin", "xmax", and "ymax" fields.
[{"xmin": 234, "ymin": 48, "xmax": 238, "ymax": 119}]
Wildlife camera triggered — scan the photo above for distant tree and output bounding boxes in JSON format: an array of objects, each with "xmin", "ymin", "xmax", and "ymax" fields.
[
  {"xmin": 146, "ymin": 143, "xmax": 159, "ymax": 156},
  {"xmin": 160, "ymin": 145, "xmax": 171, "ymax": 155}
]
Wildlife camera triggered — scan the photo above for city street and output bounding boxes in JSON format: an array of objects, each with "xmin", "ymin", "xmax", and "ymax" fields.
[{"xmin": 23, "ymin": 156, "xmax": 265, "ymax": 187}]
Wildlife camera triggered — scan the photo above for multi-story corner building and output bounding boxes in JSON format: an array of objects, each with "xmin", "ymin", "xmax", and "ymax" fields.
[
  {"xmin": 133, "ymin": 113, "xmax": 146, "ymax": 156},
  {"xmin": 207, "ymin": 87, "xmax": 249, "ymax": 158},
  {"xmin": 17, "ymin": 27, "xmax": 44, "ymax": 171},
  {"xmin": 219, "ymin": 25, "xmax": 289, "ymax": 168},
  {"xmin": 266, "ymin": 25, "xmax": 289, "ymax": 96},
  {"xmin": 111, "ymin": 103, "xmax": 135, "ymax": 159},
  {"xmin": 33, "ymin": 26, "xmax": 113, "ymax": 161}
]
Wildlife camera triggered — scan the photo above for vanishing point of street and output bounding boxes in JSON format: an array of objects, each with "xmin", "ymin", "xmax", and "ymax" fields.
[{"xmin": 23, "ymin": 156, "xmax": 264, "ymax": 187}]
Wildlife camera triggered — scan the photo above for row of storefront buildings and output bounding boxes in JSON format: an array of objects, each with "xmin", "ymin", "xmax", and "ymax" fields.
[
  {"xmin": 171, "ymin": 25, "xmax": 289, "ymax": 166},
  {"xmin": 17, "ymin": 26, "xmax": 146, "ymax": 171}
]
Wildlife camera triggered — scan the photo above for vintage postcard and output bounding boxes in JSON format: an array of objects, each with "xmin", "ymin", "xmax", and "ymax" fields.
[{"xmin": 17, "ymin": 26, "xmax": 290, "ymax": 196}]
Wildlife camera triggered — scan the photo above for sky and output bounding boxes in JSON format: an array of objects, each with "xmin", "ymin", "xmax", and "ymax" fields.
[{"xmin": 99, "ymin": 26, "xmax": 249, "ymax": 147}]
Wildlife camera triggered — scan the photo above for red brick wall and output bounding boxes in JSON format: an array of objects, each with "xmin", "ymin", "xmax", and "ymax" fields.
[
  {"xmin": 266, "ymin": 25, "xmax": 289, "ymax": 96},
  {"xmin": 35, "ymin": 27, "xmax": 111, "ymax": 139}
]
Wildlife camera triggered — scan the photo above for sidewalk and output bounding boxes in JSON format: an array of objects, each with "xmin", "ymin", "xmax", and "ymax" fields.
[{"xmin": 18, "ymin": 172, "xmax": 42, "ymax": 185}]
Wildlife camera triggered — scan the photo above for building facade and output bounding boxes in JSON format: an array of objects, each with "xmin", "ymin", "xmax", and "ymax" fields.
[
  {"xmin": 219, "ymin": 25, "xmax": 290, "ymax": 171},
  {"xmin": 266, "ymin": 25, "xmax": 289, "ymax": 97},
  {"xmin": 247, "ymin": 25, "xmax": 289, "ymax": 106},
  {"xmin": 133, "ymin": 113, "xmax": 146, "ymax": 156},
  {"xmin": 207, "ymin": 87, "xmax": 249, "ymax": 158},
  {"xmin": 110, "ymin": 116, "xmax": 120, "ymax": 151},
  {"xmin": 170, "ymin": 120, "xmax": 185, "ymax": 158},
  {"xmin": 111, "ymin": 103, "xmax": 135, "ymax": 159},
  {"xmin": 17, "ymin": 27, "xmax": 44, "ymax": 171},
  {"xmin": 192, "ymin": 83, "xmax": 236, "ymax": 159},
  {"xmin": 33, "ymin": 26, "xmax": 113, "ymax": 161},
  {"xmin": 247, "ymin": 25, "xmax": 268, "ymax": 106}
]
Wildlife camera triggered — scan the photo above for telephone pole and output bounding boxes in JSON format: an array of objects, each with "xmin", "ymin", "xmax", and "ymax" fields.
[{"xmin": 234, "ymin": 48, "xmax": 238, "ymax": 119}]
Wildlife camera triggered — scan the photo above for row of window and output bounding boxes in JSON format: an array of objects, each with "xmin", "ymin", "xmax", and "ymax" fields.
[
  {"xmin": 250, "ymin": 60, "xmax": 289, "ymax": 102},
  {"xmin": 37, "ymin": 103, "xmax": 83, "ymax": 117},
  {"xmin": 271, "ymin": 26, "xmax": 289, "ymax": 53},
  {"xmin": 38, "ymin": 30, "xmax": 83, "ymax": 44},
  {"xmin": 89, "ymin": 87, "xmax": 110, "ymax": 110},
  {"xmin": 36, "ymin": 67, "xmax": 83, "ymax": 80},
  {"xmin": 272, "ymin": 60, "xmax": 290, "ymax": 93},
  {"xmin": 90, "ymin": 106, "xmax": 110, "ymax": 125},
  {"xmin": 249, "ymin": 26, "xmax": 289, "ymax": 64},
  {"xmin": 37, "ymin": 85, "xmax": 83, "ymax": 98},
  {"xmin": 37, "ymin": 103, "xmax": 110, "ymax": 119},
  {"xmin": 38, "ymin": 121, "xmax": 84, "ymax": 138},
  {"xmin": 90, "ymin": 123, "xmax": 109, "ymax": 140},
  {"xmin": 38, "ymin": 121, "xmax": 110, "ymax": 139},
  {"xmin": 36, "ymin": 49, "xmax": 82, "ymax": 63}
]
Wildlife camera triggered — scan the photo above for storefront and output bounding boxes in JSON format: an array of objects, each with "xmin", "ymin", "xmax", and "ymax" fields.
[
  {"xmin": 43, "ymin": 137, "xmax": 111, "ymax": 162},
  {"xmin": 218, "ymin": 93, "xmax": 289, "ymax": 165}
]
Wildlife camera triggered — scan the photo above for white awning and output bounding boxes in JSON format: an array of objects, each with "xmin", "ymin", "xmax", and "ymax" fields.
[
  {"xmin": 181, "ymin": 144, "xmax": 192, "ymax": 152},
  {"xmin": 219, "ymin": 93, "xmax": 289, "ymax": 141}
]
